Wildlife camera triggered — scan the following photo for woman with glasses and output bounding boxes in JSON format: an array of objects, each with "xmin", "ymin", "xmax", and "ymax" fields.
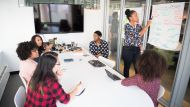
[
  {"xmin": 47, "ymin": 51, "xmax": 64, "ymax": 77},
  {"xmin": 24, "ymin": 52, "xmax": 82, "ymax": 107}
]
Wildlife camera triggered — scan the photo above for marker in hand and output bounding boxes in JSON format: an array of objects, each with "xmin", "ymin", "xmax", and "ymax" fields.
[
  {"xmin": 150, "ymin": 16, "xmax": 153, "ymax": 20},
  {"xmin": 75, "ymin": 81, "xmax": 85, "ymax": 96}
]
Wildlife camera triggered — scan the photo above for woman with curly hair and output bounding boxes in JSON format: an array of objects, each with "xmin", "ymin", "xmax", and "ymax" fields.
[
  {"xmin": 16, "ymin": 41, "xmax": 39, "ymax": 87},
  {"xmin": 121, "ymin": 50, "xmax": 167, "ymax": 107}
]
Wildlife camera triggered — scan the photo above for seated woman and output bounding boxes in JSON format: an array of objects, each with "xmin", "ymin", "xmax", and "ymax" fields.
[
  {"xmin": 121, "ymin": 50, "xmax": 167, "ymax": 107},
  {"xmin": 16, "ymin": 41, "xmax": 39, "ymax": 87},
  {"xmin": 31, "ymin": 35, "xmax": 45, "ymax": 62},
  {"xmin": 47, "ymin": 51, "xmax": 64, "ymax": 77},
  {"xmin": 44, "ymin": 42, "xmax": 54, "ymax": 53},
  {"xmin": 24, "ymin": 52, "xmax": 81, "ymax": 107},
  {"xmin": 89, "ymin": 31, "xmax": 109, "ymax": 58}
]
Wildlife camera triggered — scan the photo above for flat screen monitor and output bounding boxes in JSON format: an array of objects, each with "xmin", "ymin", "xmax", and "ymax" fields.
[{"xmin": 33, "ymin": 3, "xmax": 84, "ymax": 34}]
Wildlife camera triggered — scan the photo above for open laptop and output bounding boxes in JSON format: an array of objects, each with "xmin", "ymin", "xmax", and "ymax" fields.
[
  {"xmin": 105, "ymin": 69, "xmax": 121, "ymax": 81},
  {"xmin": 88, "ymin": 60, "xmax": 106, "ymax": 67}
]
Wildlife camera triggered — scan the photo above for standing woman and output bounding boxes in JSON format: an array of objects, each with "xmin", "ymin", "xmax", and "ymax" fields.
[
  {"xmin": 122, "ymin": 9, "xmax": 151, "ymax": 77},
  {"xmin": 31, "ymin": 35, "xmax": 45, "ymax": 56}
]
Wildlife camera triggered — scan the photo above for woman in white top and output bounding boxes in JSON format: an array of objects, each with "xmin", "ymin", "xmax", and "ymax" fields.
[{"xmin": 16, "ymin": 41, "xmax": 39, "ymax": 87}]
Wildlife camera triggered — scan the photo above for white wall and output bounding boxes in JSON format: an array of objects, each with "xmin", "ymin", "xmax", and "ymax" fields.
[
  {"xmin": 0, "ymin": 0, "xmax": 35, "ymax": 71},
  {"xmin": 43, "ymin": 9, "xmax": 104, "ymax": 49},
  {"xmin": 0, "ymin": 50, "xmax": 2, "ymax": 67},
  {"xmin": 0, "ymin": 0, "xmax": 104, "ymax": 71}
]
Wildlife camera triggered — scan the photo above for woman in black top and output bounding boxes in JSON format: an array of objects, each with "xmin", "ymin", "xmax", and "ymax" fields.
[
  {"xmin": 89, "ymin": 31, "xmax": 109, "ymax": 58},
  {"xmin": 31, "ymin": 35, "xmax": 44, "ymax": 56},
  {"xmin": 122, "ymin": 9, "xmax": 151, "ymax": 77}
]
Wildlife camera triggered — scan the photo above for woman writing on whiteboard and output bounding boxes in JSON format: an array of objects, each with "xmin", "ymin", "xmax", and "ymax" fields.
[{"xmin": 122, "ymin": 9, "xmax": 152, "ymax": 78}]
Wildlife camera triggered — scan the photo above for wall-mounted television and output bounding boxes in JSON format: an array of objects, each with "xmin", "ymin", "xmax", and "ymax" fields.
[{"xmin": 33, "ymin": 3, "xmax": 84, "ymax": 34}]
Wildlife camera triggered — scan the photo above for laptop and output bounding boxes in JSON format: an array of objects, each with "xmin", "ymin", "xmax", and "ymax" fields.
[
  {"xmin": 105, "ymin": 69, "xmax": 121, "ymax": 81},
  {"xmin": 88, "ymin": 60, "xmax": 106, "ymax": 67}
]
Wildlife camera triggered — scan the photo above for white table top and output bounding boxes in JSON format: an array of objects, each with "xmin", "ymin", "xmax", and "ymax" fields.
[{"xmin": 56, "ymin": 50, "xmax": 154, "ymax": 107}]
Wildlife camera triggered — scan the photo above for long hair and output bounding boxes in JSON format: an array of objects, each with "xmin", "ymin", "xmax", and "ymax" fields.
[
  {"xmin": 30, "ymin": 52, "xmax": 58, "ymax": 91},
  {"xmin": 137, "ymin": 50, "xmax": 168, "ymax": 81},
  {"xmin": 31, "ymin": 35, "xmax": 44, "ymax": 55}
]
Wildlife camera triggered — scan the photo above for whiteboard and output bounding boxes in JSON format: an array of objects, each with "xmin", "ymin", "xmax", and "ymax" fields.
[{"xmin": 148, "ymin": 2, "xmax": 185, "ymax": 50}]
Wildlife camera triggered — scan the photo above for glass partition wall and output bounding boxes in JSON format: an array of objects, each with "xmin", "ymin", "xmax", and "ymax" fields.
[
  {"xmin": 146, "ymin": 0, "xmax": 190, "ymax": 106},
  {"xmin": 107, "ymin": 0, "xmax": 120, "ymax": 70},
  {"xmin": 105, "ymin": 0, "xmax": 190, "ymax": 107},
  {"xmin": 183, "ymin": 79, "xmax": 190, "ymax": 107},
  {"xmin": 120, "ymin": 0, "xmax": 147, "ymax": 76}
]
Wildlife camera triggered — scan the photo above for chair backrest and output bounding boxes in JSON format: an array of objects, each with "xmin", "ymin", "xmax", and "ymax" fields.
[
  {"xmin": 157, "ymin": 85, "xmax": 165, "ymax": 100},
  {"xmin": 19, "ymin": 75, "xmax": 27, "ymax": 92},
  {"xmin": 14, "ymin": 86, "xmax": 26, "ymax": 107},
  {"xmin": 98, "ymin": 56, "xmax": 116, "ymax": 68}
]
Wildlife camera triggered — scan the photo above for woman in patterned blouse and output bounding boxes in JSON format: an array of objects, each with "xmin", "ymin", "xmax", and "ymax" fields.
[
  {"xmin": 89, "ymin": 31, "xmax": 109, "ymax": 58},
  {"xmin": 122, "ymin": 9, "xmax": 152, "ymax": 77},
  {"xmin": 24, "ymin": 52, "xmax": 82, "ymax": 107},
  {"xmin": 121, "ymin": 50, "xmax": 167, "ymax": 107}
]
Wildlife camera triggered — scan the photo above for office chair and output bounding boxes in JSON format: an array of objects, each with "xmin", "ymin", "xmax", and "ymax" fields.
[
  {"xmin": 14, "ymin": 86, "xmax": 26, "ymax": 107},
  {"xmin": 157, "ymin": 85, "xmax": 165, "ymax": 107},
  {"xmin": 157, "ymin": 85, "xmax": 165, "ymax": 100},
  {"xmin": 19, "ymin": 75, "xmax": 27, "ymax": 91}
]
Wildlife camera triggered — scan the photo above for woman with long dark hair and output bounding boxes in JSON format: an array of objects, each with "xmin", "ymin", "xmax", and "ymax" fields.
[
  {"xmin": 31, "ymin": 34, "xmax": 44, "ymax": 56},
  {"xmin": 24, "ymin": 52, "xmax": 81, "ymax": 107}
]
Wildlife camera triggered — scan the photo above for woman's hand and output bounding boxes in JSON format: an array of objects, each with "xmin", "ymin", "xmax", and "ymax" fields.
[
  {"xmin": 139, "ymin": 20, "xmax": 152, "ymax": 37},
  {"xmin": 146, "ymin": 20, "xmax": 152, "ymax": 27},
  {"xmin": 75, "ymin": 81, "xmax": 82, "ymax": 92},
  {"xmin": 69, "ymin": 81, "xmax": 83, "ymax": 100}
]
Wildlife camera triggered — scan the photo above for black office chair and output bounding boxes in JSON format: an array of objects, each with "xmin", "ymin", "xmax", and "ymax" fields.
[{"xmin": 59, "ymin": 19, "xmax": 71, "ymax": 32}]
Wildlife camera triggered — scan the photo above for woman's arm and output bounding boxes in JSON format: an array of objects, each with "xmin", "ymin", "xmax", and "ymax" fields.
[
  {"xmin": 69, "ymin": 82, "xmax": 82, "ymax": 100},
  {"xmin": 101, "ymin": 42, "xmax": 109, "ymax": 58},
  {"xmin": 89, "ymin": 42, "xmax": 96, "ymax": 55},
  {"xmin": 50, "ymin": 81, "xmax": 71, "ymax": 104},
  {"xmin": 121, "ymin": 75, "xmax": 138, "ymax": 86},
  {"xmin": 139, "ymin": 20, "xmax": 152, "ymax": 37},
  {"xmin": 50, "ymin": 81, "xmax": 82, "ymax": 104}
]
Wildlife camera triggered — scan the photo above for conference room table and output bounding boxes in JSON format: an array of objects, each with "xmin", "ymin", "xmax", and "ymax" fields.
[{"xmin": 56, "ymin": 49, "xmax": 154, "ymax": 107}]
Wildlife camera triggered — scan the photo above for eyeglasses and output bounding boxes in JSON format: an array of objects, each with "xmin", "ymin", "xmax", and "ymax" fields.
[{"xmin": 56, "ymin": 63, "xmax": 60, "ymax": 65}]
